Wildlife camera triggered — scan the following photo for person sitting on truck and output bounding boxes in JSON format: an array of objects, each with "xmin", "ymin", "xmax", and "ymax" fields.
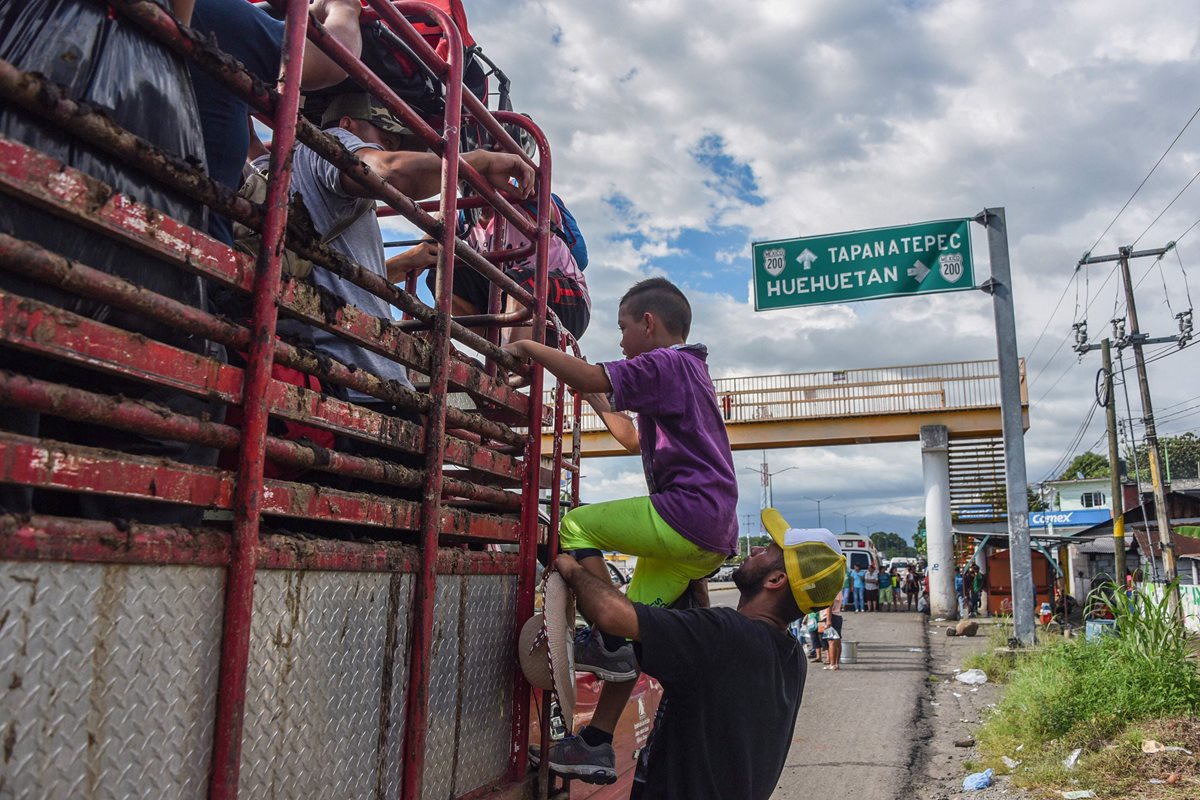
[
  {"xmin": 188, "ymin": 0, "xmax": 366, "ymax": 245},
  {"xmin": 502, "ymin": 277, "xmax": 738, "ymax": 780},
  {"xmin": 546, "ymin": 525, "xmax": 845, "ymax": 796},
  {"xmin": 389, "ymin": 166, "xmax": 591, "ymax": 351},
  {"xmin": 257, "ymin": 92, "xmax": 533, "ymax": 492}
]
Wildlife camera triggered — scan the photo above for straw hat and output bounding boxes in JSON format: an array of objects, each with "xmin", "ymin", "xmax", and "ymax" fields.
[{"xmin": 517, "ymin": 572, "xmax": 576, "ymax": 725}]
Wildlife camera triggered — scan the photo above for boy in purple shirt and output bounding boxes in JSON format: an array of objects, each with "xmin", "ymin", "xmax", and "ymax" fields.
[{"xmin": 503, "ymin": 277, "xmax": 738, "ymax": 783}]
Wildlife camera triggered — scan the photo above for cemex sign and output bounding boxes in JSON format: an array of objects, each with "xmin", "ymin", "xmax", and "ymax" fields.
[{"xmin": 753, "ymin": 218, "xmax": 976, "ymax": 310}]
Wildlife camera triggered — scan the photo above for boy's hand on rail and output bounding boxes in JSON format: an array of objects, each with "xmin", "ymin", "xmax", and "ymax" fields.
[{"xmin": 462, "ymin": 151, "xmax": 536, "ymax": 200}]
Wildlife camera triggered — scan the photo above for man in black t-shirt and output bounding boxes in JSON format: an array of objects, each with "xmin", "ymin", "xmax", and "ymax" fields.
[{"xmin": 548, "ymin": 509, "xmax": 847, "ymax": 799}]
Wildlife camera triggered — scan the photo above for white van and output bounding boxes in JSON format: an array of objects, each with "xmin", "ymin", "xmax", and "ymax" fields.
[{"xmin": 837, "ymin": 535, "xmax": 884, "ymax": 574}]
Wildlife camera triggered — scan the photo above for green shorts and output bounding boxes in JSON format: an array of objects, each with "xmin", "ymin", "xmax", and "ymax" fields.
[
  {"xmin": 559, "ymin": 496, "xmax": 726, "ymax": 608},
  {"xmin": 879, "ymin": 585, "xmax": 894, "ymax": 603}
]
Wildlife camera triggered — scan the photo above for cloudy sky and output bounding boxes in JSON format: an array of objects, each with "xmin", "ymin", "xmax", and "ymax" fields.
[{"xmin": 395, "ymin": 1, "xmax": 1200, "ymax": 543}]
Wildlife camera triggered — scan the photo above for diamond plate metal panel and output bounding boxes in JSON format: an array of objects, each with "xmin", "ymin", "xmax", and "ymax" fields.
[
  {"xmin": 0, "ymin": 561, "xmax": 223, "ymax": 800},
  {"xmin": 454, "ymin": 575, "xmax": 517, "ymax": 796},
  {"xmin": 240, "ymin": 570, "xmax": 410, "ymax": 800},
  {"xmin": 421, "ymin": 574, "xmax": 463, "ymax": 800}
]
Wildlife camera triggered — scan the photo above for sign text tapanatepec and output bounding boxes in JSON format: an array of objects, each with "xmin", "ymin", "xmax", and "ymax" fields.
[{"xmin": 753, "ymin": 218, "xmax": 976, "ymax": 310}]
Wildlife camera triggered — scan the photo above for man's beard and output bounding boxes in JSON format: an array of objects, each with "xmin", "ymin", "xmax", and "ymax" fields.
[{"xmin": 733, "ymin": 560, "xmax": 769, "ymax": 601}]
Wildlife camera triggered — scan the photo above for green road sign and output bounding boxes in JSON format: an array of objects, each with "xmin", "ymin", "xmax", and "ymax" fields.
[{"xmin": 753, "ymin": 218, "xmax": 976, "ymax": 311}]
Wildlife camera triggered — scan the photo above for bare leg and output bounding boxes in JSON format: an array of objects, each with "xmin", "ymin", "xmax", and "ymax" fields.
[
  {"xmin": 587, "ymin": 678, "xmax": 637, "ymax": 734},
  {"xmin": 830, "ymin": 639, "xmax": 841, "ymax": 669}
]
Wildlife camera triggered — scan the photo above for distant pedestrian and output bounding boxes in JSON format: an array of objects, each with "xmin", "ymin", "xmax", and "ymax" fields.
[
  {"xmin": 850, "ymin": 564, "xmax": 865, "ymax": 612},
  {"xmin": 904, "ymin": 570, "xmax": 919, "ymax": 611},
  {"xmin": 822, "ymin": 588, "xmax": 844, "ymax": 670},
  {"xmin": 841, "ymin": 569, "xmax": 852, "ymax": 609},
  {"xmin": 878, "ymin": 566, "xmax": 893, "ymax": 611},
  {"xmin": 864, "ymin": 564, "xmax": 880, "ymax": 612},
  {"xmin": 969, "ymin": 565, "xmax": 984, "ymax": 617},
  {"xmin": 887, "ymin": 567, "xmax": 900, "ymax": 611}
]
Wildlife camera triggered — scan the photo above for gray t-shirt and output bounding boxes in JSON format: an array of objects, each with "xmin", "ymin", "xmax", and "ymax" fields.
[{"xmin": 258, "ymin": 127, "xmax": 413, "ymax": 400}]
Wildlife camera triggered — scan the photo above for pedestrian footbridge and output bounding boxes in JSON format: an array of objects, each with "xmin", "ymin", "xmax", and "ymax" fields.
[{"xmin": 541, "ymin": 359, "xmax": 1027, "ymax": 458}]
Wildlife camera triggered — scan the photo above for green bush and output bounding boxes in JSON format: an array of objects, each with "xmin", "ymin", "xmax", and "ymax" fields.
[{"xmin": 976, "ymin": 581, "xmax": 1200, "ymax": 786}]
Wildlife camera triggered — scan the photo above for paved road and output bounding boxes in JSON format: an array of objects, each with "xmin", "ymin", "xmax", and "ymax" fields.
[{"xmin": 709, "ymin": 586, "xmax": 928, "ymax": 800}]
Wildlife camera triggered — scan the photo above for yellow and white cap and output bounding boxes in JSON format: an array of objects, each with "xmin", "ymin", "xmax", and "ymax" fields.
[{"xmin": 761, "ymin": 508, "xmax": 847, "ymax": 613}]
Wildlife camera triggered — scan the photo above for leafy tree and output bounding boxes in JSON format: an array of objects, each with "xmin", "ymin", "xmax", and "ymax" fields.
[
  {"xmin": 914, "ymin": 518, "xmax": 927, "ymax": 557},
  {"xmin": 869, "ymin": 531, "xmax": 917, "ymax": 560},
  {"xmin": 1130, "ymin": 433, "xmax": 1200, "ymax": 481},
  {"xmin": 1057, "ymin": 451, "xmax": 1110, "ymax": 481}
]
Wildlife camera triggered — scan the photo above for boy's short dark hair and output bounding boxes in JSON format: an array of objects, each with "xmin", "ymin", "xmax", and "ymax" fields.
[{"xmin": 619, "ymin": 277, "xmax": 692, "ymax": 339}]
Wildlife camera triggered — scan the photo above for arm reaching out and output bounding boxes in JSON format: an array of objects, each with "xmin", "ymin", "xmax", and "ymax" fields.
[
  {"xmin": 502, "ymin": 341, "xmax": 611, "ymax": 393},
  {"xmin": 344, "ymin": 149, "xmax": 535, "ymax": 202},
  {"xmin": 555, "ymin": 554, "xmax": 640, "ymax": 641}
]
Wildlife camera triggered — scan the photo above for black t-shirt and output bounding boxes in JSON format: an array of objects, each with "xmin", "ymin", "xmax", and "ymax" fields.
[{"xmin": 631, "ymin": 605, "xmax": 806, "ymax": 800}]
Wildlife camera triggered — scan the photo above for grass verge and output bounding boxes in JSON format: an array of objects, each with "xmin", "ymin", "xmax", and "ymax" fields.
[{"xmin": 971, "ymin": 582, "xmax": 1200, "ymax": 798}]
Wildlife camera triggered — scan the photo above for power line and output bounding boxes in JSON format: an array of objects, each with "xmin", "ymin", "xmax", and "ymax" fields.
[
  {"xmin": 1085, "ymin": 101, "xmax": 1200, "ymax": 257},
  {"xmin": 1026, "ymin": 269, "xmax": 1079, "ymax": 365},
  {"xmin": 1132, "ymin": 163, "xmax": 1200, "ymax": 248}
]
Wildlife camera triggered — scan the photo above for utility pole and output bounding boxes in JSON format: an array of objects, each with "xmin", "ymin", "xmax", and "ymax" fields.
[
  {"xmin": 1077, "ymin": 244, "xmax": 1191, "ymax": 612},
  {"xmin": 802, "ymin": 494, "xmax": 834, "ymax": 528},
  {"xmin": 1101, "ymin": 339, "xmax": 1127, "ymax": 581}
]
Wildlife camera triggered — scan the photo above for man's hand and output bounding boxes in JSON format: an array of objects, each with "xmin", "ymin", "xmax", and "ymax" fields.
[
  {"xmin": 463, "ymin": 151, "xmax": 536, "ymax": 200},
  {"xmin": 554, "ymin": 553, "xmax": 583, "ymax": 581},
  {"xmin": 386, "ymin": 240, "xmax": 439, "ymax": 283},
  {"xmin": 553, "ymin": 553, "xmax": 640, "ymax": 641}
]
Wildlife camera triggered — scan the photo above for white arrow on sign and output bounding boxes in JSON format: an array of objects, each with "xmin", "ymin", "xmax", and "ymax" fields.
[
  {"xmin": 907, "ymin": 260, "xmax": 930, "ymax": 282},
  {"xmin": 796, "ymin": 249, "xmax": 818, "ymax": 270}
]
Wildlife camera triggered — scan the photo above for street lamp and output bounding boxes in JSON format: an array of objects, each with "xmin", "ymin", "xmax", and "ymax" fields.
[
  {"xmin": 744, "ymin": 457, "xmax": 796, "ymax": 507},
  {"xmin": 802, "ymin": 494, "xmax": 834, "ymax": 528},
  {"xmin": 833, "ymin": 511, "xmax": 850, "ymax": 534}
]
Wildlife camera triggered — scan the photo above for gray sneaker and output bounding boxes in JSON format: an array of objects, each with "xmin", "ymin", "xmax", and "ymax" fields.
[
  {"xmin": 574, "ymin": 626, "xmax": 639, "ymax": 682},
  {"xmin": 545, "ymin": 735, "xmax": 617, "ymax": 785}
]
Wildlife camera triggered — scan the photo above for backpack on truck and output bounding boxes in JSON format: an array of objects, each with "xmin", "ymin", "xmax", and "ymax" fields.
[{"xmin": 521, "ymin": 193, "xmax": 588, "ymax": 270}]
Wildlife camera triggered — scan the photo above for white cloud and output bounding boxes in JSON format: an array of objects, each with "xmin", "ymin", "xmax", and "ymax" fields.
[{"xmin": 470, "ymin": 0, "xmax": 1200, "ymax": 538}]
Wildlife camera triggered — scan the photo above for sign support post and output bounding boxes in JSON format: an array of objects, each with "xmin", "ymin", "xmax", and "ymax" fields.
[{"xmin": 976, "ymin": 207, "xmax": 1035, "ymax": 646}]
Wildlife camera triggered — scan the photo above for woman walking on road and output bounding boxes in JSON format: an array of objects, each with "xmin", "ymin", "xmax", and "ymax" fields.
[{"xmin": 822, "ymin": 589, "xmax": 844, "ymax": 670}]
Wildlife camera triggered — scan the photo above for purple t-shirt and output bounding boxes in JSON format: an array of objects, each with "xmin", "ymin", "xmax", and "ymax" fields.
[{"xmin": 602, "ymin": 344, "xmax": 738, "ymax": 555}]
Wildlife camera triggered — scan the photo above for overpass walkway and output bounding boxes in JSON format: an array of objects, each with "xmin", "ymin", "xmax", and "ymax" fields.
[{"xmin": 541, "ymin": 358, "xmax": 1027, "ymax": 458}]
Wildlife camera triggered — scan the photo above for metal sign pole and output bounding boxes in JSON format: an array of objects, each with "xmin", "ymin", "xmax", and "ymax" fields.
[{"xmin": 976, "ymin": 207, "xmax": 1035, "ymax": 645}]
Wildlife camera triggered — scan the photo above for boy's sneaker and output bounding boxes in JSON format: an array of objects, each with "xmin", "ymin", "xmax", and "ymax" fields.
[
  {"xmin": 574, "ymin": 626, "xmax": 639, "ymax": 682},
  {"xmin": 543, "ymin": 735, "xmax": 617, "ymax": 785}
]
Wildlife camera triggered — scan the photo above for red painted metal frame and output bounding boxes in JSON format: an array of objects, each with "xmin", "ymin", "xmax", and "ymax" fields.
[
  {"xmin": 199, "ymin": 4, "xmax": 303, "ymax": 792},
  {"xmin": 498, "ymin": 114, "xmax": 553, "ymax": 787},
  {"xmin": 383, "ymin": 3, "xmax": 465, "ymax": 796},
  {"xmin": 0, "ymin": 513, "xmax": 522, "ymax": 575},
  {"xmin": 0, "ymin": 1, "xmax": 577, "ymax": 797}
]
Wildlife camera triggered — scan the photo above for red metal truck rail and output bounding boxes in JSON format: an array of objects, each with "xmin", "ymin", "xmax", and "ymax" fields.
[{"xmin": 0, "ymin": 1, "xmax": 591, "ymax": 798}]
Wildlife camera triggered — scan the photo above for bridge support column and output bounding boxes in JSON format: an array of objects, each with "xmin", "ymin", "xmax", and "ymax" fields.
[{"xmin": 922, "ymin": 425, "xmax": 956, "ymax": 619}]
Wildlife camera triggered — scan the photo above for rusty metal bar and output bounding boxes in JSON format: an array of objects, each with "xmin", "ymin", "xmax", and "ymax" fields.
[
  {"xmin": 0, "ymin": 51, "xmax": 529, "ymax": 377},
  {"xmin": 284, "ymin": 0, "xmax": 537, "ymax": 245},
  {"xmin": 209, "ymin": 1, "xmax": 307, "ymax": 794},
  {"xmin": 506, "ymin": 114, "xmax": 553, "ymax": 783},
  {"xmin": 0, "ymin": 371, "xmax": 521, "ymax": 510},
  {"xmin": 0, "ymin": 514, "xmax": 522, "ymax": 575},
  {"xmin": 0, "ymin": 229, "xmax": 527, "ymax": 449},
  {"xmin": 389, "ymin": 2, "xmax": 461, "ymax": 796},
  {"xmin": 0, "ymin": 432, "xmax": 520, "ymax": 541}
]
